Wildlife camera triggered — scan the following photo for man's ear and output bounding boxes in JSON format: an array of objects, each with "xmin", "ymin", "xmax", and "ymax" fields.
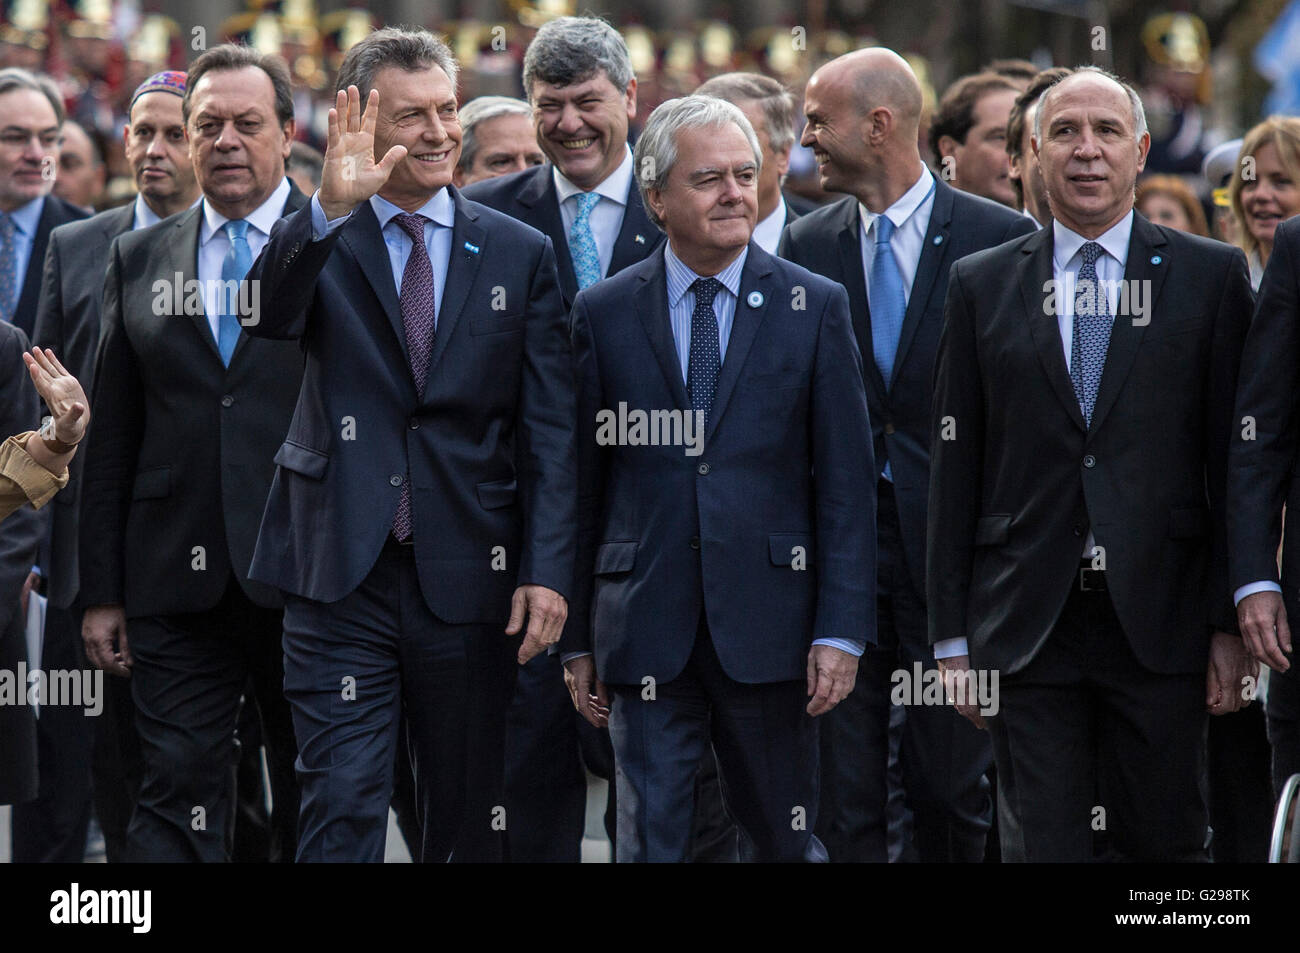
[
  {"xmin": 936, "ymin": 134, "xmax": 959, "ymax": 160},
  {"xmin": 646, "ymin": 186, "xmax": 666, "ymax": 226},
  {"xmin": 281, "ymin": 120, "xmax": 297, "ymax": 159},
  {"xmin": 1135, "ymin": 130, "xmax": 1151, "ymax": 174},
  {"xmin": 775, "ymin": 145, "xmax": 791, "ymax": 179}
]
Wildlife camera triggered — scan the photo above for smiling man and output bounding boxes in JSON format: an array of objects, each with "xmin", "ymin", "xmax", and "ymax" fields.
[{"xmin": 928, "ymin": 66, "xmax": 1256, "ymax": 861}]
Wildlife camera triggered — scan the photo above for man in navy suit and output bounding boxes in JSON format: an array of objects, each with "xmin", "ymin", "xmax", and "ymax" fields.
[
  {"xmin": 562, "ymin": 95, "xmax": 875, "ymax": 862},
  {"xmin": 242, "ymin": 27, "xmax": 575, "ymax": 863},
  {"xmin": 779, "ymin": 47, "xmax": 1035, "ymax": 863}
]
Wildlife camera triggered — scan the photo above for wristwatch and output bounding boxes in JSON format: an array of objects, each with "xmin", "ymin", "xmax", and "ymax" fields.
[{"xmin": 39, "ymin": 415, "xmax": 79, "ymax": 454}]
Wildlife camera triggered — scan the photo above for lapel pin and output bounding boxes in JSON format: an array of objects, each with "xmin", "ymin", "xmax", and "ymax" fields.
[
  {"xmin": 464, "ymin": 241, "xmax": 480, "ymax": 254},
  {"xmin": 635, "ymin": 234, "xmax": 646, "ymax": 244},
  {"xmin": 747, "ymin": 291, "xmax": 764, "ymax": 308},
  {"xmin": 933, "ymin": 235, "xmax": 944, "ymax": 245},
  {"xmin": 1150, "ymin": 254, "xmax": 1162, "ymax": 264}
]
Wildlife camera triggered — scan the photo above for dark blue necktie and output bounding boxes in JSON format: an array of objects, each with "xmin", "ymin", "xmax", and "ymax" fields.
[
  {"xmin": 1070, "ymin": 241, "xmax": 1112, "ymax": 427},
  {"xmin": 687, "ymin": 277, "xmax": 723, "ymax": 431}
]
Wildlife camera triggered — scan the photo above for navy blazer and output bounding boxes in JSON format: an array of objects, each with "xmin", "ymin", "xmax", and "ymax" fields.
[
  {"xmin": 241, "ymin": 187, "xmax": 576, "ymax": 624},
  {"xmin": 779, "ymin": 177, "xmax": 1035, "ymax": 590},
  {"xmin": 11, "ymin": 194, "xmax": 89, "ymax": 337},
  {"xmin": 462, "ymin": 162, "xmax": 662, "ymax": 308},
  {"xmin": 563, "ymin": 242, "xmax": 876, "ymax": 686}
]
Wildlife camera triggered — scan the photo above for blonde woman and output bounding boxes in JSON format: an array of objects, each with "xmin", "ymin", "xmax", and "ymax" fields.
[{"xmin": 1229, "ymin": 116, "xmax": 1300, "ymax": 290}]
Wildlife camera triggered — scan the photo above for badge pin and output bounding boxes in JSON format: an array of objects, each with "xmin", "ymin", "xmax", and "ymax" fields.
[
  {"xmin": 635, "ymin": 234, "xmax": 646, "ymax": 244},
  {"xmin": 1150, "ymin": 255, "xmax": 1162, "ymax": 265},
  {"xmin": 464, "ymin": 242, "xmax": 480, "ymax": 254},
  {"xmin": 747, "ymin": 291, "xmax": 764, "ymax": 308},
  {"xmin": 933, "ymin": 235, "xmax": 944, "ymax": 245}
]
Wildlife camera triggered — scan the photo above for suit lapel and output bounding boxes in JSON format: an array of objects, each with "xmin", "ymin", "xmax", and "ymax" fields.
[
  {"xmin": 894, "ymin": 179, "xmax": 953, "ymax": 374},
  {"xmin": 706, "ymin": 245, "xmax": 771, "ymax": 443},
  {"xmin": 834, "ymin": 199, "xmax": 886, "ymax": 405},
  {"xmin": 17, "ymin": 197, "xmax": 77, "ymax": 327},
  {"xmin": 340, "ymin": 201, "xmax": 406, "ymax": 366},
  {"xmin": 1019, "ymin": 226, "xmax": 1087, "ymax": 432},
  {"xmin": 426, "ymin": 186, "xmax": 485, "ymax": 383},
  {"xmin": 169, "ymin": 206, "xmax": 224, "ymax": 365},
  {"xmin": 1087, "ymin": 213, "xmax": 1168, "ymax": 435},
  {"xmin": 608, "ymin": 177, "xmax": 657, "ymax": 275},
  {"xmin": 519, "ymin": 166, "xmax": 578, "ymax": 302},
  {"xmin": 634, "ymin": 248, "xmax": 690, "ymax": 411}
]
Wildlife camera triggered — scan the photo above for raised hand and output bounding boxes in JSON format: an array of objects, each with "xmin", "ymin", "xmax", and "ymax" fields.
[
  {"xmin": 24, "ymin": 347, "xmax": 88, "ymax": 446},
  {"xmin": 319, "ymin": 85, "xmax": 408, "ymax": 220}
]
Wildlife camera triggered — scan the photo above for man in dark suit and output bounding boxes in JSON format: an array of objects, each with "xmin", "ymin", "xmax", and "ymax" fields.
[
  {"xmin": 1228, "ymin": 215, "xmax": 1300, "ymax": 805},
  {"xmin": 779, "ymin": 47, "xmax": 1034, "ymax": 863},
  {"xmin": 463, "ymin": 16, "xmax": 657, "ymax": 863},
  {"xmin": 0, "ymin": 68, "xmax": 90, "ymax": 339},
  {"xmin": 19, "ymin": 70, "xmax": 198, "ymax": 864},
  {"xmin": 562, "ymin": 94, "xmax": 875, "ymax": 862},
  {"xmin": 242, "ymin": 27, "xmax": 575, "ymax": 863},
  {"xmin": 929, "ymin": 67, "xmax": 1256, "ymax": 862},
  {"xmin": 79, "ymin": 45, "xmax": 306, "ymax": 862}
]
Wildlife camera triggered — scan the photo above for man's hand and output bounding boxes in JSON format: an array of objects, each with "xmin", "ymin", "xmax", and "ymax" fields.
[
  {"xmin": 806, "ymin": 644, "xmax": 858, "ymax": 716},
  {"xmin": 319, "ymin": 85, "xmax": 408, "ymax": 220},
  {"xmin": 1237, "ymin": 589, "xmax": 1292, "ymax": 673},
  {"xmin": 506, "ymin": 584, "xmax": 567, "ymax": 664},
  {"xmin": 19, "ymin": 570, "xmax": 38, "ymax": 617},
  {"xmin": 562, "ymin": 654, "xmax": 609, "ymax": 728},
  {"xmin": 83, "ymin": 604, "xmax": 131, "ymax": 677},
  {"xmin": 938, "ymin": 654, "xmax": 987, "ymax": 731},
  {"xmin": 1206, "ymin": 630, "xmax": 1258, "ymax": 716},
  {"xmin": 24, "ymin": 347, "xmax": 88, "ymax": 445}
]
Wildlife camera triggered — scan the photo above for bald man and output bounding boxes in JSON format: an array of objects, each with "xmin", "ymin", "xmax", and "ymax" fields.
[{"xmin": 779, "ymin": 47, "xmax": 1034, "ymax": 863}]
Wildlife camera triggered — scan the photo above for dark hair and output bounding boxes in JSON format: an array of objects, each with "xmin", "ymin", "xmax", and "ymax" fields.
[
  {"xmin": 335, "ymin": 26, "xmax": 458, "ymax": 101},
  {"xmin": 522, "ymin": 16, "xmax": 633, "ymax": 99},
  {"xmin": 695, "ymin": 72, "xmax": 797, "ymax": 153},
  {"xmin": 0, "ymin": 67, "xmax": 65, "ymax": 125},
  {"xmin": 984, "ymin": 59, "xmax": 1039, "ymax": 84},
  {"xmin": 1005, "ymin": 67, "xmax": 1071, "ymax": 206},
  {"xmin": 287, "ymin": 140, "xmax": 324, "ymax": 187},
  {"xmin": 182, "ymin": 44, "xmax": 294, "ymax": 128},
  {"xmin": 929, "ymin": 71, "xmax": 1019, "ymax": 159}
]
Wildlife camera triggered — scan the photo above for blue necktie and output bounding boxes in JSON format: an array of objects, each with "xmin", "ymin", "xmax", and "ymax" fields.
[
  {"xmin": 1070, "ymin": 241, "xmax": 1112, "ymax": 427},
  {"xmin": 868, "ymin": 214, "xmax": 906, "ymax": 392},
  {"xmin": 570, "ymin": 192, "xmax": 602, "ymax": 290},
  {"xmin": 688, "ymin": 277, "xmax": 723, "ymax": 432},
  {"xmin": 218, "ymin": 219, "xmax": 252, "ymax": 366},
  {"xmin": 0, "ymin": 213, "xmax": 17, "ymax": 324}
]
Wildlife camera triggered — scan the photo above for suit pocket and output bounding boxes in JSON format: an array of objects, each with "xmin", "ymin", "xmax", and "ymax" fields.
[
  {"xmin": 273, "ymin": 441, "xmax": 329, "ymax": 480},
  {"xmin": 1168, "ymin": 505, "xmax": 1210, "ymax": 539},
  {"xmin": 476, "ymin": 478, "xmax": 517, "ymax": 510},
  {"xmin": 769, "ymin": 533, "xmax": 814, "ymax": 566},
  {"xmin": 131, "ymin": 465, "xmax": 171, "ymax": 500},
  {"xmin": 469, "ymin": 313, "xmax": 525, "ymax": 335},
  {"xmin": 974, "ymin": 514, "xmax": 1011, "ymax": 546},
  {"xmin": 594, "ymin": 540, "xmax": 638, "ymax": 575}
]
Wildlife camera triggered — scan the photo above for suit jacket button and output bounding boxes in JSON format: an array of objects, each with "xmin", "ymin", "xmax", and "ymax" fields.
[
  {"xmin": 689, "ymin": 536, "xmax": 700, "ymax": 550},
  {"xmin": 408, "ymin": 418, "xmax": 419, "ymax": 430},
  {"xmin": 697, "ymin": 463, "xmax": 710, "ymax": 475},
  {"xmin": 1083, "ymin": 454, "xmax": 1096, "ymax": 469},
  {"xmin": 390, "ymin": 474, "xmax": 403, "ymax": 487},
  {"xmin": 221, "ymin": 395, "xmax": 234, "ymax": 407}
]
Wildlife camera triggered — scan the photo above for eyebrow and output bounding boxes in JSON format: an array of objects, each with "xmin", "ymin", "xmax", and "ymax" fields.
[
  {"xmin": 688, "ymin": 162, "xmax": 757, "ymax": 179},
  {"xmin": 1, "ymin": 124, "xmax": 60, "ymax": 135}
]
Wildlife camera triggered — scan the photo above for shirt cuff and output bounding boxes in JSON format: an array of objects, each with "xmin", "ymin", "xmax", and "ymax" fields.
[
  {"xmin": 310, "ymin": 191, "xmax": 354, "ymax": 240},
  {"xmin": 560, "ymin": 651, "xmax": 593, "ymax": 665},
  {"xmin": 0, "ymin": 431, "xmax": 69, "ymax": 509},
  {"xmin": 933, "ymin": 637, "xmax": 969, "ymax": 659},
  {"xmin": 812, "ymin": 637, "xmax": 864, "ymax": 657},
  {"xmin": 1234, "ymin": 581, "xmax": 1282, "ymax": 606}
]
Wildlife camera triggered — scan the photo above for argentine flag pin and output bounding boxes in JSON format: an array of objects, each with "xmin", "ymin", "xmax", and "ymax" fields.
[
  {"xmin": 747, "ymin": 291, "xmax": 764, "ymax": 308},
  {"xmin": 635, "ymin": 234, "xmax": 646, "ymax": 244},
  {"xmin": 933, "ymin": 235, "xmax": 944, "ymax": 245},
  {"xmin": 464, "ymin": 241, "xmax": 480, "ymax": 254}
]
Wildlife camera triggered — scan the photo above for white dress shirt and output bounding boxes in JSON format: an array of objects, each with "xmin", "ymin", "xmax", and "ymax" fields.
[
  {"xmin": 934, "ymin": 211, "xmax": 1135, "ymax": 662},
  {"xmin": 133, "ymin": 193, "xmax": 201, "ymax": 231},
  {"xmin": 198, "ymin": 177, "xmax": 290, "ymax": 341},
  {"xmin": 554, "ymin": 146, "xmax": 634, "ymax": 279},
  {"xmin": 751, "ymin": 197, "xmax": 789, "ymax": 255}
]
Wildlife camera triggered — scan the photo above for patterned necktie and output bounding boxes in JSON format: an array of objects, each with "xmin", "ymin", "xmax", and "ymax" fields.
[
  {"xmin": 868, "ymin": 214, "xmax": 906, "ymax": 392},
  {"xmin": 570, "ymin": 192, "xmax": 602, "ymax": 290},
  {"xmin": 392, "ymin": 212, "xmax": 436, "ymax": 542},
  {"xmin": 1070, "ymin": 241, "xmax": 1113, "ymax": 427},
  {"xmin": 688, "ymin": 277, "xmax": 723, "ymax": 432},
  {"xmin": 218, "ymin": 219, "xmax": 252, "ymax": 366},
  {"xmin": 1, "ymin": 212, "xmax": 19, "ymax": 325}
]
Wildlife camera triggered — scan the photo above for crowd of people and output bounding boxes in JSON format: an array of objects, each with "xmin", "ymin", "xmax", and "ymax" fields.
[{"xmin": 1, "ymin": 10, "xmax": 1298, "ymax": 864}]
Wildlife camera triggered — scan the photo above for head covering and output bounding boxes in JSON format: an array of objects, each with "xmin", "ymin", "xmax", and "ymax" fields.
[
  {"xmin": 1202, "ymin": 138, "xmax": 1243, "ymax": 208},
  {"xmin": 129, "ymin": 70, "xmax": 187, "ymax": 114}
]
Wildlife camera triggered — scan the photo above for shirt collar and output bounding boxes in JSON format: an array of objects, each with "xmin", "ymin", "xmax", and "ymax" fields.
[
  {"xmin": 664, "ymin": 241, "xmax": 747, "ymax": 308},
  {"xmin": 1052, "ymin": 209, "xmax": 1134, "ymax": 272},
  {"xmin": 3, "ymin": 195, "xmax": 45, "ymax": 236},
  {"xmin": 201, "ymin": 176, "xmax": 291, "ymax": 244},
  {"xmin": 859, "ymin": 165, "xmax": 934, "ymax": 237},
  {"xmin": 370, "ymin": 186, "xmax": 455, "ymax": 232},
  {"xmin": 553, "ymin": 145, "xmax": 634, "ymax": 208}
]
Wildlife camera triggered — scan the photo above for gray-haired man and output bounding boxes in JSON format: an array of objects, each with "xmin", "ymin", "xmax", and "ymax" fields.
[{"xmin": 453, "ymin": 96, "xmax": 543, "ymax": 187}]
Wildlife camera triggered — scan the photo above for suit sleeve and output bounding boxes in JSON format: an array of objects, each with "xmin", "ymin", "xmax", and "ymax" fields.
[
  {"xmin": 1003, "ymin": 215, "xmax": 1038, "ymax": 243},
  {"xmin": 0, "ymin": 327, "xmax": 47, "ymax": 636},
  {"xmin": 927, "ymin": 261, "xmax": 984, "ymax": 646},
  {"xmin": 1228, "ymin": 231, "xmax": 1298, "ymax": 611},
  {"xmin": 77, "ymin": 240, "xmax": 144, "ymax": 609},
  {"xmin": 241, "ymin": 201, "xmax": 332, "ymax": 341},
  {"xmin": 810, "ymin": 282, "xmax": 876, "ymax": 643},
  {"xmin": 515, "ymin": 235, "xmax": 577, "ymax": 600}
]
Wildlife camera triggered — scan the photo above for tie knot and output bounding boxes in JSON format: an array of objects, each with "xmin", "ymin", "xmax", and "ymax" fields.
[
  {"xmin": 224, "ymin": 219, "xmax": 249, "ymax": 242},
  {"xmin": 574, "ymin": 192, "xmax": 600, "ymax": 218},
  {"xmin": 394, "ymin": 212, "xmax": 427, "ymax": 242},
  {"xmin": 874, "ymin": 214, "xmax": 895, "ymax": 244},
  {"xmin": 693, "ymin": 276, "xmax": 723, "ymax": 307},
  {"xmin": 1080, "ymin": 241, "xmax": 1103, "ymax": 266}
]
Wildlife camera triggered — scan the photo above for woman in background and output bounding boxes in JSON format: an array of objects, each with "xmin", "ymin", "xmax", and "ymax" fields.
[{"xmin": 1230, "ymin": 116, "xmax": 1300, "ymax": 290}]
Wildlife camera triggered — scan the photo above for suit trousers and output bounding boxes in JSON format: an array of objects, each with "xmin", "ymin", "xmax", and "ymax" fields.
[
  {"xmin": 282, "ymin": 537, "xmax": 516, "ymax": 863},
  {"xmin": 1267, "ymin": 662, "xmax": 1300, "ymax": 800},
  {"xmin": 91, "ymin": 661, "xmax": 142, "ymax": 863},
  {"xmin": 125, "ymin": 575, "xmax": 299, "ymax": 862},
  {"xmin": 990, "ymin": 583, "xmax": 1208, "ymax": 862},
  {"xmin": 607, "ymin": 614, "xmax": 826, "ymax": 862},
  {"xmin": 1206, "ymin": 703, "xmax": 1273, "ymax": 861},
  {"xmin": 819, "ymin": 479, "xmax": 992, "ymax": 861}
]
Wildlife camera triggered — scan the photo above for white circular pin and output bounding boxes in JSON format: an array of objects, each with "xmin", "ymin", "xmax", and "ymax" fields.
[{"xmin": 747, "ymin": 291, "xmax": 764, "ymax": 308}]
